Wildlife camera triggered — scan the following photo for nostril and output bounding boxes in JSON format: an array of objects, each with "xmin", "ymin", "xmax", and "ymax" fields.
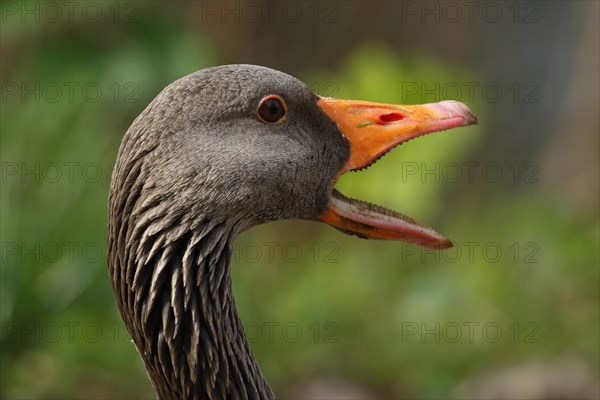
[{"xmin": 378, "ymin": 113, "xmax": 405, "ymax": 124}]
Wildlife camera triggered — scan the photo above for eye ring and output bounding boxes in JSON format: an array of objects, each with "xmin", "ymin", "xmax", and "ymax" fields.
[{"xmin": 256, "ymin": 95, "xmax": 287, "ymax": 124}]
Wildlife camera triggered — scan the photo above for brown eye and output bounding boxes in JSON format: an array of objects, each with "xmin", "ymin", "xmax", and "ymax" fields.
[{"xmin": 257, "ymin": 95, "xmax": 287, "ymax": 124}]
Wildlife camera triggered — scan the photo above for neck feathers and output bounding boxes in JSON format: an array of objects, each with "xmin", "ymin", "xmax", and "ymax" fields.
[{"xmin": 108, "ymin": 145, "xmax": 273, "ymax": 399}]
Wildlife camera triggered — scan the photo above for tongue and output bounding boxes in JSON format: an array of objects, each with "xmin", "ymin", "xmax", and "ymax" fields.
[{"xmin": 321, "ymin": 190, "xmax": 452, "ymax": 249}]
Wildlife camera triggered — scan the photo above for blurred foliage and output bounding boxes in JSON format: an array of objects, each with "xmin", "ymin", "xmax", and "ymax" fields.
[{"xmin": 1, "ymin": 3, "xmax": 598, "ymax": 399}]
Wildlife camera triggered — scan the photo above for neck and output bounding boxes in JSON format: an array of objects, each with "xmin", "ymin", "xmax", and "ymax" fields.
[{"xmin": 108, "ymin": 176, "xmax": 273, "ymax": 399}]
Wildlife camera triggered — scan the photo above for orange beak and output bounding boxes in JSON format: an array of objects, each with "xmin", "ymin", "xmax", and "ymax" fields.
[{"xmin": 317, "ymin": 97, "xmax": 477, "ymax": 249}]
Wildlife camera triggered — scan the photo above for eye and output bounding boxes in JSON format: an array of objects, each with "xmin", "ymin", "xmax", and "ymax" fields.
[{"xmin": 257, "ymin": 95, "xmax": 287, "ymax": 124}]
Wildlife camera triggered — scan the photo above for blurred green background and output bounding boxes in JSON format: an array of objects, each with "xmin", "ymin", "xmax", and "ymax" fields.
[{"xmin": 1, "ymin": 1, "xmax": 598, "ymax": 399}]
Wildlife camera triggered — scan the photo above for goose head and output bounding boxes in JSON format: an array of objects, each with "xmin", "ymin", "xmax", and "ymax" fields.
[{"xmin": 108, "ymin": 64, "xmax": 477, "ymax": 399}]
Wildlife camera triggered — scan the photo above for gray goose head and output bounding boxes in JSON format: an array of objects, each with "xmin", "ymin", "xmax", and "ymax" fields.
[{"xmin": 108, "ymin": 64, "xmax": 476, "ymax": 399}]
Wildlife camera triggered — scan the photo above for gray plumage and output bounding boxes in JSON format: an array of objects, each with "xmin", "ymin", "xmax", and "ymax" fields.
[{"xmin": 108, "ymin": 65, "xmax": 349, "ymax": 399}]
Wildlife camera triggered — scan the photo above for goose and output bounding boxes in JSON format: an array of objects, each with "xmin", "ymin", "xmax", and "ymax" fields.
[{"xmin": 108, "ymin": 64, "xmax": 477, "ymax": 399}]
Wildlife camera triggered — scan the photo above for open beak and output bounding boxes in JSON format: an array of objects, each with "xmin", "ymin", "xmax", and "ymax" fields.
[{"xmin": 317, "ymin": 97, "xmax": 477, "ymax": 249}]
